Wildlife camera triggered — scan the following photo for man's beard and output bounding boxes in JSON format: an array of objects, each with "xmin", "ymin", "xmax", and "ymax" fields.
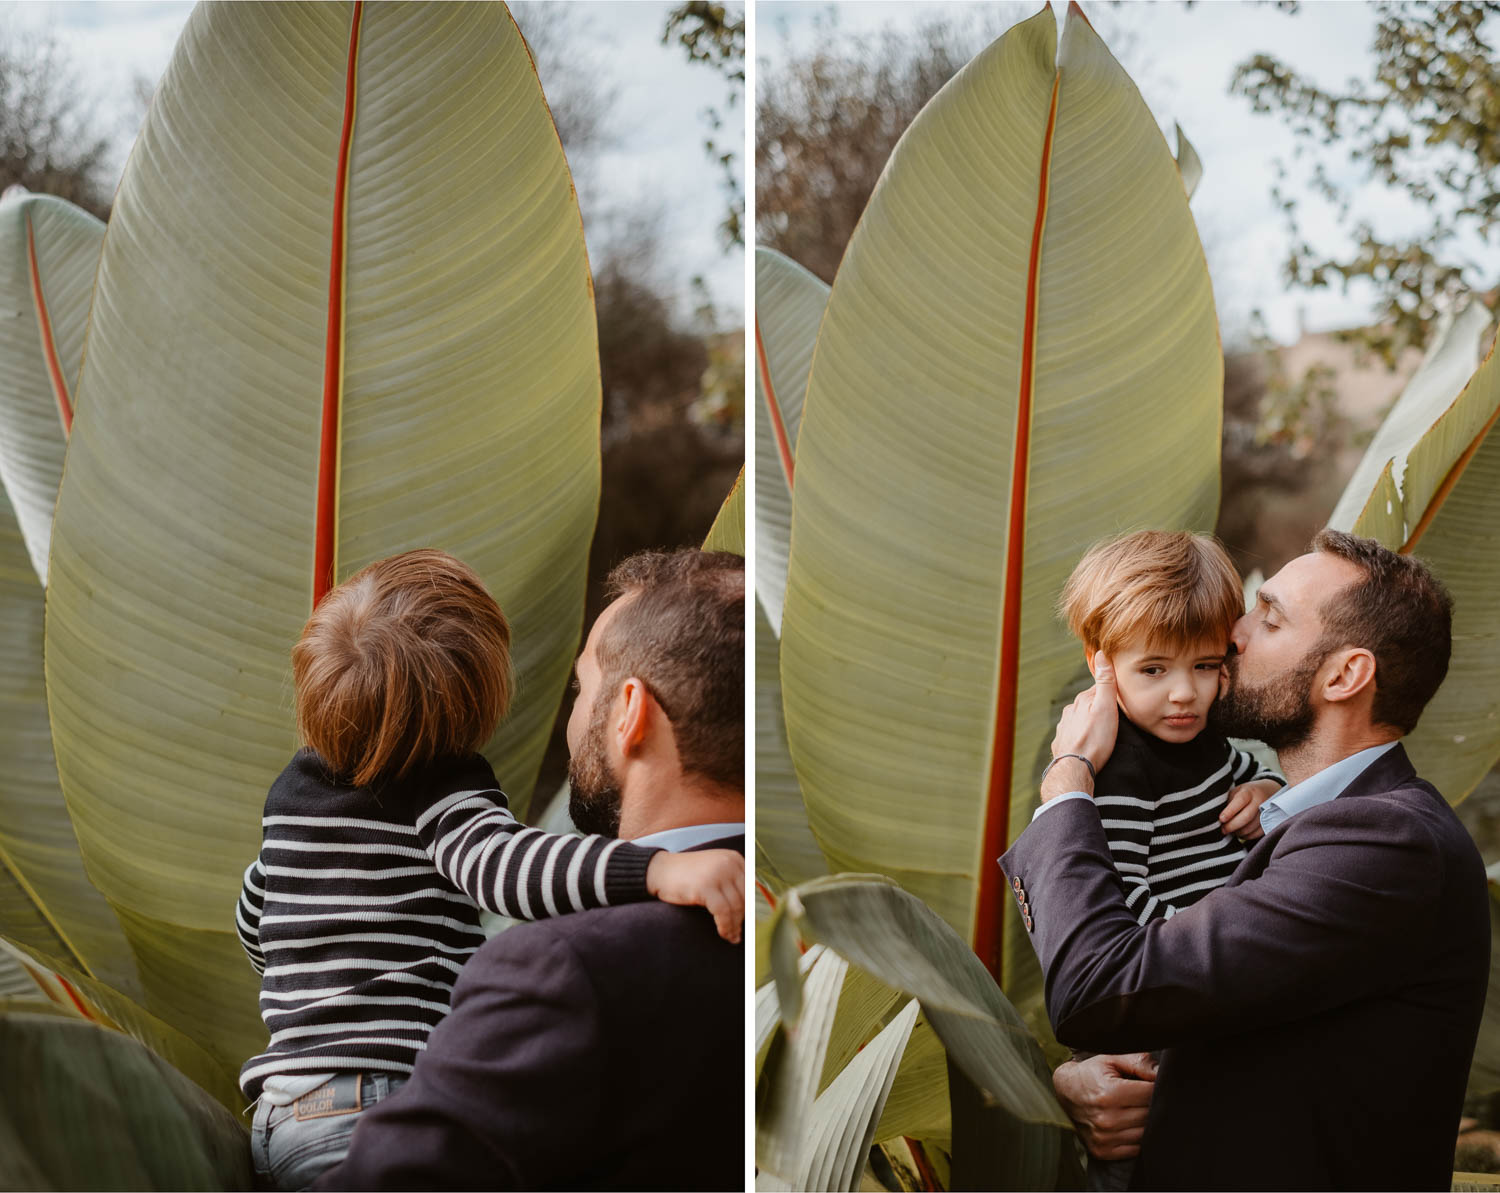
[
  {"xmin": 568, "ymin": 695, "xmax": 623, "ymax": 838},
  {"xmin": 1210, "ymin": 646, "xmax": 1323, "ymax": 751}
]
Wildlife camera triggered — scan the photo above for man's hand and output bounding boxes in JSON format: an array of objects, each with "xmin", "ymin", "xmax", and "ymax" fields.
[
  {"xmin": 645, "ymin": 850, "xmax": 745, "ymax": 943},
  {"xmin": 1220, "ymin": 779, "xmax": 1280, "ymax": 841},
  {"xmin": 1052, "ymin": 1052, "xmax": 1157, "ymax": 1161},
  {"xmin": 1042, "ymin": 654, "xmax": 1120, "ymax": 802}
]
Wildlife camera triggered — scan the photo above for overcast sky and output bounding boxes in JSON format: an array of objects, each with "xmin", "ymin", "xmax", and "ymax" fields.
[
  {"xmin": 0, "ymin": 0, "xmax": 745, "ymax": 328},
  {"xmin": 760, "ymin": 1, "xmax": 1484, "ymax": 347}
]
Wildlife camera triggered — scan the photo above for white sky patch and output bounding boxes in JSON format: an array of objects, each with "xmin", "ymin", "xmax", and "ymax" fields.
[
  {"xmin": 760, "ymin": 0, "xmax": 1478, "ymax": 348},
  {"xmin": 0, "ymin": 0, "xmax": 743, "ymax": 327}
]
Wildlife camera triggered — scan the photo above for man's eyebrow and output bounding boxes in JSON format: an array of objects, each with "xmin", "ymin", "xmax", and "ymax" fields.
[{"xmin": 1257, "ymin": 590, "xmax": 1287, "ymax": 617}]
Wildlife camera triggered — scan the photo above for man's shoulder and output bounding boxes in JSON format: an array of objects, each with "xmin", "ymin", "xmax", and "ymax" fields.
[
  {"xmin": 471, "ymin": 869, "xmax": 741, "ymax": 994},
  {"xmin": 1289, "ymin": 760, "xmax": 1482, "ymax": 878}
]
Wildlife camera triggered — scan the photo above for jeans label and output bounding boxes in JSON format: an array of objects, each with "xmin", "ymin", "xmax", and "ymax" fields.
[{"xmin": 293, "ymin": 1074, "xmax": 362, "ymax": 1121}]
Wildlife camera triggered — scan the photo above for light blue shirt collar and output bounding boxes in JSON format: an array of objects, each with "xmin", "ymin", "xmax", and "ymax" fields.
[
  {"xmin": 632, "ymin": 822, "xmax": 744, "ymax": 851},
  {"xmin": 1258, "ymin": 742, "xmax": 1399, "ymax": 835}
]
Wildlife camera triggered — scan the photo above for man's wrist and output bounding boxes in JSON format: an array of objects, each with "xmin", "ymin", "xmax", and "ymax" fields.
[{"xmin": 1040, "ymin": 756, "xmax": 1095, "ymax": 802}]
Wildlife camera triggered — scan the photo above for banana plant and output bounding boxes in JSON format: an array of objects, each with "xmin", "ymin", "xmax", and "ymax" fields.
[
  {"xmin": 756, "ymin": 875, "xmax": 1078, "ymax": 1192},
  {"xmin": 0, "ymin": 1012, "xmax": 253, "ymax": 1191},
  {"xmin": 754, "ymin": 248, "xmax": 829, "ymax": 892},
  {"xmin": 0, "ymin": 192, "xmax": 146, "ymax": 1007},
  {"xmin": 0, "ymin": 190, "xmax": 101, "ymax": 586},
  {"xmin": 10, "ymin": 0, "xmax": 601, "ymax": 1085},
  {"xmin": 777, "ymin": 3, "xmax": 1222, "ymax": 1035},
  {"xmin": 1327, "ymin": 298, "xmax": 1500, "ymax": 803},
  {"xmin": 703, "ymin": 465, "xmax": 746, "ymax": 555}
]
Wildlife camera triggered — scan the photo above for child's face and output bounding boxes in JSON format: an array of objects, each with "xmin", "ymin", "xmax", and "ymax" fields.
[{"xmin": 1095, "ymin": 634, "xmax": 1227, "ymax": 744}]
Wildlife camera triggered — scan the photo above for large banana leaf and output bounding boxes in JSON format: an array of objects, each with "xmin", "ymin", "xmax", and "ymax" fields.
[
  {"xmin": 0, "ymin": 191, "xmax": 102, "ymax": 585},
  {"xmin": 0, "ymin": 193, "xmax": 142, "ymax": 1000},
  {"xmin": 776, "ymin": 874, "xmax": 1069, "ymax": 1129},
  {"xmin": 1467, "ymin": 882, "xmax": 1500, "ymax": 1098},
  {"xmin": 0, "ymin": 1012, "xmax": 252, "ymax": 1191},
  {"xmin": 1329, "ymin": 303, "xmax": 1500, "ymax": 801},
  {"xmin": 754, "ymin": 248, "xmax": 829, "ymax": 886},
  {"xmin": 779, "ymin": 4, "xmax": 1221, "ymax": 1011},
  {"xmin": 45, "ymin": 1, "xmax": 599, "ymax": 1067},
  {"xmin": 0, "ymin": 486, "xmax": 142, "ymax": 1001}
]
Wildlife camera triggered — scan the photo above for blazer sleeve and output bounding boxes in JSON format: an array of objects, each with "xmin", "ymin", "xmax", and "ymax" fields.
[
  {"xmin": 999, "ymin": 794, "xmax": 1440, "ymax": 1054},
  {"xmin": 315, "ymin": 923, "xmax": 603, "ymax": 1191}
]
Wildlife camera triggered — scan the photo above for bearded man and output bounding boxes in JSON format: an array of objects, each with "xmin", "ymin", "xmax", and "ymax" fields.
[
  {"xmin": 1001, "ymin": 530, "xmax": 1488, "ymax": 1191},
  {"xmin": 319, "ymin": 549, "xmax": 745, "ymax": 1192}
]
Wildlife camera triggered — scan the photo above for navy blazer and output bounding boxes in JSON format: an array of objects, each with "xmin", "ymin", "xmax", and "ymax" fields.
[
  {"xmin": 317, "ymin": 835, "xmax": 745, "ymax": 1191},
  {"xmin": 1001, "ymin": 747, "xmax": 1488, "ymax": 1191}
]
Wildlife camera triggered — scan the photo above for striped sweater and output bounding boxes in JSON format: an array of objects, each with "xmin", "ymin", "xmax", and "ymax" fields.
[
  {"xmin": 234, "ymin": 749, "xmax": 657, "ymax": 1099},
  {"xmin": 1095, "ymin": 708, "xmax": 1282, "ymax": 924}
]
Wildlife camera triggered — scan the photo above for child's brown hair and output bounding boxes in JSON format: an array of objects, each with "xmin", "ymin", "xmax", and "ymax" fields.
[
  {"xmin": 292, "ymin": 549, "xmax": 512, "ymax": 788},
  {"xmin": 1059, "ymin": 530, "xmax": 1244, "ymax": 657}
]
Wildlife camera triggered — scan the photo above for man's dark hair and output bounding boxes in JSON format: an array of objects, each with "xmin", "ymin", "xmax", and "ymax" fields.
[
  {"xmin": 1310, "ymin": 530, "xmax": 1453, "ymax": 734},
  {"xmin": 597, "ymin": 549, "xmax": 744, "ymax": 790}
]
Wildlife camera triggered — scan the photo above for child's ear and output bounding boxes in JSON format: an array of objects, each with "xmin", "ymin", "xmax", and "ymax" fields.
[{"xmin": 1085, "ymin": 647, "xmax": 1097, "ymax": 679}]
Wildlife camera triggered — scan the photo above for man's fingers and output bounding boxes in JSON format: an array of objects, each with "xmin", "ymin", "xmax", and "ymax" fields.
[
  {"xmin": 1088, "ymin": 1131, "xmax": 1145, "ymax": 1161},
  {"xmin": 1109, "ymin": 1052, "xmax": 1158, "ymax": 1083},
  {"xmin": 1093, "ymin": 652, "xmax": 1115, "ymax": 689}
]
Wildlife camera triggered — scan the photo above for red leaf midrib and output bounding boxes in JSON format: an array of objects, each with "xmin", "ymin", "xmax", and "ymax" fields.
[
  {"xmin": 314, "ymin": 0, "xmax": 364, "ymax": 609},
  {"xmin": 755, "ymin": 318, "xmax": 796, "ymax": 490},
  {"xmin": 972, "ymin": 64, "xmax": 1062, "ymax": 981},
  {"xmin": 27, "ymin": 214, "xmax": 73, "ymax": 434}
]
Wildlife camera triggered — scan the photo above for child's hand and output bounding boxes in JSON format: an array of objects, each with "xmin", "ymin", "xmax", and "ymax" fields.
[
  {"xmin": 646, "ymin": 850, "xmax": 745, "ymax": 943},
  {"xmin": 1219, "ymin": 779, "xmax": 1281, "ymax": 841}
]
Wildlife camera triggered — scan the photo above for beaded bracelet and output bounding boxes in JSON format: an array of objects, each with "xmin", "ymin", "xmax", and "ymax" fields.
[{"xmin": 1041, "ymin": 753, "xmax": 1097, "ymax": 783}]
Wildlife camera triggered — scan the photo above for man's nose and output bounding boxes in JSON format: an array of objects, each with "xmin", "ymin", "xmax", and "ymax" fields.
[{"xmin": 1229, "ymin": 612, "xmax": 1251, "ymax": 654}]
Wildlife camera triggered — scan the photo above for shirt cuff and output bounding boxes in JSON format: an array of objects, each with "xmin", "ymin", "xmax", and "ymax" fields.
[{"xmin": 1032, "ymin": 790, "xmax": 1093, "ymax": 821}]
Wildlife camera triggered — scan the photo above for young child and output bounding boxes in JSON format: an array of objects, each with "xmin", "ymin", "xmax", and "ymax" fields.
[
  {"xmin": 1057, "ymin": 530, "xmax": 1283, "ymax": 1190},
  {"xmin": 234, "ymin": 549, "xmax": 743, "ymax": 1191}
]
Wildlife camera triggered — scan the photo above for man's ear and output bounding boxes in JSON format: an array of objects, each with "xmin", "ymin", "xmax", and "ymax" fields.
[
  {"xmin": 1321, "ymin": 647, "xmax": 1377, "ymax": 705},
  {"xmin": 616, "ymin": 677, "xmax": 653, "ymax": 754}
]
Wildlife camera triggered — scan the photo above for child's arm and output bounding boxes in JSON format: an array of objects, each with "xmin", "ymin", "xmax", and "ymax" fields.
[
  {"xmin": 235, "ymin": 857, "xmax": 267, "ymax": 976},
  {"xmin": 415, "ymin": 787, "xmax": 745, "ymax": 942}
]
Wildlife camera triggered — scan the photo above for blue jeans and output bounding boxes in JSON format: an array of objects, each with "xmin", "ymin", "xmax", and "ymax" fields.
[{"xmin": 250, "ymin": 1072, "xmax": 407, "ymax": 1191}]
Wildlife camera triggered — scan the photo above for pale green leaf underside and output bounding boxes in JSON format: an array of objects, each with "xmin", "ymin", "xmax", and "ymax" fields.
[
  {"xmin": 757, "ymin": 947, "xmax": 849, "ymax": 1182},
  {"xmin": 757, "ymin": 598, "xmax": 826, "ymax": 886},
  {"xmin": 1397, "ymin": 343, "xmax": 1500, "ymax": 801},
  {"xmin": 779, "ymin": 4, "xmax": 1221, "ymax": 995},
  {"xmin": 0, "ymin": 193, "xmax": 102, "ymax": 585},
  {"xmin": 1331, "ymin": 300, "xmax": 1491, "ymax": 541},
  {"xmin": 46, "ymin": 0, "xmax": 598, "ymax": 1065},
  {"xmin": 798, "ymin": 999, "xmax": 920, "ymax": 1193},
  {"xmin": 785, "ymin": 874, "xmax": 1069, "ymax": 1128},
  {"xmin": 754, "ymin": 247, "xmax": 826, "ymax": 633}
]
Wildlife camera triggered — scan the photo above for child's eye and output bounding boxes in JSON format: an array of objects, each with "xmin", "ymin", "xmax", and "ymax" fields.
[
  {"xmin": 1141, "ymin": 666, "xmax": 1164, "ymax": 676},
  {"xmin": 1196, "ymin": 662, "xmax": 1220, "ymax": 671}
]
